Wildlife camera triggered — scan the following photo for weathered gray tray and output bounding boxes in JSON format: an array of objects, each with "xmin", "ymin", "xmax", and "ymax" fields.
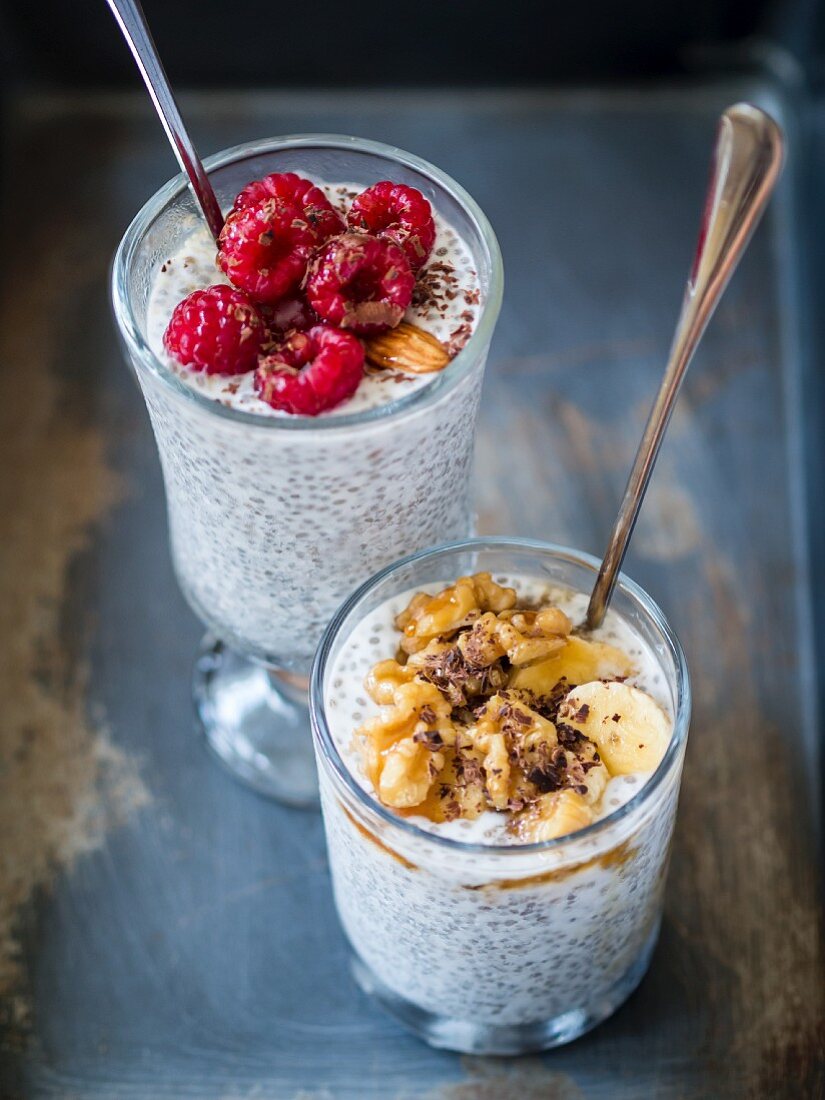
[{"xmin": 1, "ymin": 81, "xmax": 822, "ymax": 1098}]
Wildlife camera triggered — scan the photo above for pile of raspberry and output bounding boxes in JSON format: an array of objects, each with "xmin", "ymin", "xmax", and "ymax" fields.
[{"xmin": 162, "ymin": 174, "xmax": 436, "ymax": 415}]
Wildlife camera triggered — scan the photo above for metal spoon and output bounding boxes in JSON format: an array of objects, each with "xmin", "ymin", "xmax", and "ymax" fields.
[
  {"xmin": 106, "ymin": 0, "xmax": 225, "ymax": 243},
  {"xmin": 584, "ymin": 102, "xmax": 785, "ymax": 631}
]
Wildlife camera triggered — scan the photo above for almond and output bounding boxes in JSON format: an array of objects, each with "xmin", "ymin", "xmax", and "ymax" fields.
[{"xmin": 364, "ymin": 322, "xmax": 451, "ymax": 374}]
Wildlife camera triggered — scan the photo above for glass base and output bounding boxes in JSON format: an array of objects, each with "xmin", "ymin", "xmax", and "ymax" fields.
[
  {"xmin": 350, "ymin": 923, "xmax": 659, "ymax": 1055},
  {"xmin": 193, "ymin": 633, "xmax": 318, "ymax": 806}
]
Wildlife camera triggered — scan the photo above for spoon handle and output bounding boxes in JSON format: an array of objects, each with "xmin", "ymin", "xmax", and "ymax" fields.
[
  {"xmin": 584, "ymin": 102, "xmax": 784, "ymax": 631},
  {"xmin": 106, "ymin": 0, "xmax": 225, "ymax": 243}
]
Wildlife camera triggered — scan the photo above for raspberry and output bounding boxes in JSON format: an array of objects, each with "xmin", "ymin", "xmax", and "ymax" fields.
[
  {"xmin": 233, "ymin": 172, "xmax": 344, "ymax": 242},
  {"xmin": 217, "ymin": 199, "xmax": 320, "ymax": 304},
  {"xmin": 254, "ymin": 325, "xmax": 365, "ymax": 416},
  {"xmin": 305, "ymin": 232, "xmax": 415, "ymax": 335},
  {"xmin": 163, "ymin": 285, "xmax": 264, "ymax": 375},
  {"xmin": 347, "ymin": 181, "xmax": 436, "ymax": 271}
]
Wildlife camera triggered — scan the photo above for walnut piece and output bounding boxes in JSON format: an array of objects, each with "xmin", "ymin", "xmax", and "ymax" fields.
[{"xmin": 395, "ymin": 573, "xmax": 516, "ymax": 655}]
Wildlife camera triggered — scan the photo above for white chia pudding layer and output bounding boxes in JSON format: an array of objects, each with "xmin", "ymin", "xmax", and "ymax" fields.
[
  {"xmin": 137, "ymin": 183, "xmax": 490, "ymax": 667},
  {"xmin": 146, "ymin": 181, "xmax": 481, "ymax": 418},
  {"xmin": 319, "ymin": 578, "xmax": 683, "ymax": 1027}
]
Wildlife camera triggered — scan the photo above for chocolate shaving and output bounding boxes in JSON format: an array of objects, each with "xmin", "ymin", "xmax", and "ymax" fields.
[
  {"xmin": 413, "ymin": 729, "xmax": 443, "ymax": 751},
  {"xmin": 527, "ymin": 764, "xmax": 564, "ymax": 794},
  {"xmin": 418, "ymin": 644, "xmax": 507, "ymax": 707},
  {"xmin": 556, "ymin": 721, "xmax": 586, "ymax": 748}
]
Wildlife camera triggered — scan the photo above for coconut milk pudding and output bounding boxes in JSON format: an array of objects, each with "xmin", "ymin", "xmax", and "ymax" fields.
[
  {"xmin": 133, "ymin": 168, "xmax": 493, "ymax": 665},
  {"xmin": 319, "ymin": 572, "xmax": 683, "ymax": 1046}
]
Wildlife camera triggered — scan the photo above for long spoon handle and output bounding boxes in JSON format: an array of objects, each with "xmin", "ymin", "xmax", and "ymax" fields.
[
  {"xmin": 106, "ymin": 0, "xmax": 225, "ymax": 243},
  {"xmin": 585, "ymin": 102, "xmax": 784, "ymax": 631}
]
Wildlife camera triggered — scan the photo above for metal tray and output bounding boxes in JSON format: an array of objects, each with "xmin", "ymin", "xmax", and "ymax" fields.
[{"xmin": 1, "ymin": 79, "xmax": 822, "ymax": 1098}]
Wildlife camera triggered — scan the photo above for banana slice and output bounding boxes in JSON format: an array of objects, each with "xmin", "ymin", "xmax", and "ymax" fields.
[
  {"xmin": 509, "ymin": 636, "xmax": 634, "ymax": 697},
  {"xmin": 561, "ymin": 681, "xmax": 671, "ymax": 775},
  {"xmin": 516, "ymin": 789, "xmax": 593, "ymax": 842}
]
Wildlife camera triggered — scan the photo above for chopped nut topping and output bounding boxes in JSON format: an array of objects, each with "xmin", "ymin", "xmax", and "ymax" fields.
[{"xmin": 354, "ymin": 574, "xmax": 656, "ymax": 839}]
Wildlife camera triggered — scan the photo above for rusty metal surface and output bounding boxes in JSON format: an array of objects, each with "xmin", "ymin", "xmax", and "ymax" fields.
[{"xmin": 0, "ymin": 83, "xmax": 822, "ymax": 1098}]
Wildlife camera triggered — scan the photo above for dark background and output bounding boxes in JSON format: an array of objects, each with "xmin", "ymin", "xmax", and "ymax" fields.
[{"xmin": 0, "ymin": 0, "xmax": 820, "ymax": 89}]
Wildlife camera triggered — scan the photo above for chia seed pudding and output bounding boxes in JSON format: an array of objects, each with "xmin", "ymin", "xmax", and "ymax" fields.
[
  {"xmin": 312, "ymin": 555, "xmax": 689, "ymax": 1050},
  {"xmin": 128, "ymin": 162, "xmax": 499, "ymax": 668}
]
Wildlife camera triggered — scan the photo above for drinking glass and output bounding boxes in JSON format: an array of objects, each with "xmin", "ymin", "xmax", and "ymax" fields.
[
  {"xmin": 112, "ymin": 136, "xmax": 503, "ymax": 804},
  {"xmin": 311, "ymin": 537, "xmax": 690, "ymax": 1053}
]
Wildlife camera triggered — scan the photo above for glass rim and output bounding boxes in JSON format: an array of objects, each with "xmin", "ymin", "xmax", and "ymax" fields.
[
  {"xmin": 111, "ymin": 133, "xmax": 504, "ymax": 433},
  {"xmin": 310, "ymin": 536, "xmax": 691, "ymax": 857}
]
